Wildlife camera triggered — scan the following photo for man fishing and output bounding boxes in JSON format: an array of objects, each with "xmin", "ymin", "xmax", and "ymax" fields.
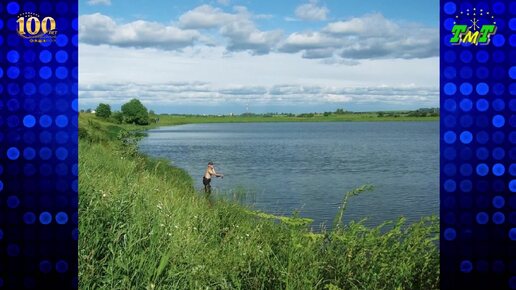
[{"xmin": 203, "ymin": 161, "xmax": 223, "ymax": 194}]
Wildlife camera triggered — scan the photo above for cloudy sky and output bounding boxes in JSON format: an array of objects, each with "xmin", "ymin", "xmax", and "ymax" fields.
[{"xmin": 79, "ymin": 0, "xmax": 439, "ymax": 114}]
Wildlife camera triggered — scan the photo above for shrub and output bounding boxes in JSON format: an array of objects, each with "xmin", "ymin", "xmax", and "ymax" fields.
[
  {"xmin": 111, "ymin": 111, "xmax": 124, "ymax": 124},
  {"xmin": 121, "ymin": 99, "xmax": 149, "ymax": 125},
  {"xmin": 95, "ymin": 103, "xmax": 112, "ymax": 118}
]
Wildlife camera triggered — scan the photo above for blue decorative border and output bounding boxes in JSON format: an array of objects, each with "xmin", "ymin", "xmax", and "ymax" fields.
[
  {"xmin": 0, "ymin": 1, "xmax": 78, "ymax": 289},
  {"xmin": 441, "ymin": 0, "xmax": 516, "ymax": 289}
]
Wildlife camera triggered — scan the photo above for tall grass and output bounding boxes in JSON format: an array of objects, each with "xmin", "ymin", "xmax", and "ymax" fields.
[{"xmin": 79, "ymin": 116, "xmax": 439, "ymax": 289}]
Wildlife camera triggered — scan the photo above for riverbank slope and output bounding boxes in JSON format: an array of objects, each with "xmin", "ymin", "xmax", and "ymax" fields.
[{"xmin": 79, "ymin": 114, "xmax": 439, "ymax": 289}]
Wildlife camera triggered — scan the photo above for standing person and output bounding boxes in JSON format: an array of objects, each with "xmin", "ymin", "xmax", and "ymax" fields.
[{"xmin": 203, "ymin": 161, "xmax": 223, "ymax": 194}]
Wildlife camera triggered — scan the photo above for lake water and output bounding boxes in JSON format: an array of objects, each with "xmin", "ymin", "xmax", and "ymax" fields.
[{"xmin": 139, "ymin": 122, "xmax": 438, "ymax": 228}]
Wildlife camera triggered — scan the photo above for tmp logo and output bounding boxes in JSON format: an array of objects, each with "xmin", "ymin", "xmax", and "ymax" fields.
[{"xmin": 449, "ymin": 7, "xmax": 497, "ymax": 45}]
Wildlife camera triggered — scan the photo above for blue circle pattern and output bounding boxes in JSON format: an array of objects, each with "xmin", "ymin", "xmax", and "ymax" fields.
[
  {"xmin": 460, "ymin": 83, "xmax": 473, "ymax": 95},
  {"xmin": 477, "ymin": 164, "xmax": 489, "ymax": 176},
  {"xmin": 493, "ymin": 196, "xmax": 505, "ymax": 209},
  {"xmin": 441, "ymin": 3, "xmax": 516, "ymax": 285},
  {"xmin": 56, "ymin": 260, "xmax": 69, "ymax": 273},
  {"xmin": 444, "ymin": 131, "xmax": 457, "ymax": 144},
  {"xmin": 7, "ymin": 147, "xmax": 20, "ymax": 160},
  {"xmin": 493, "ymin": 212, "xmax": 506, "ymax": 224},
  {"xmin": 461, "ymin": 260, "xmax": 473, "ymax": 273},
  {"xmin": 39, "ymin": 212, "xmax": 52, "ymax": 225},
  {"xmin": 493, "ymin": 115, "xmax": 506, "ymax": 127},
  {"xmin": 1, "ymin": 1, "xmax": 78, "ymax": 288},
  {"xmin": 494, "ymin": 34, "xmax": 506, "ymax": 47},
  {"xmin": 7, "ymin": 2, "xmax": 20, "ymax": 14},
  {"xmin": 23, "ymin": 212, "xmax": 36, "ymax": 224},
  {"xmin": 476, "ymin": 83, "xmax": 489, "ymax": 95},
  {"xmin": 55, "ymin": 212, "xmax": 68, "ymax": 224},
  {"xmin": 444, "ymin": 2, "xmax": 456, "ymax": 14},
  {"xmin": 39, "ymin": 261, "xmax": 52, "ymax": 273},
  {"xmin": 444, "ymin": 83, "xmax": 457, "ymax": 95},
  {"xmin": 477, "ymin": 212, "xmax": 489, "ymax": 224},
  {"xmin": 460, "ymin": 131, "xmax": 473, "ymax": 144},
  {"xmin": 444, "ymin": 228, "xmax": 457, "ymax": 240},
  {"xmin": 23, "ymin": 115, "xmax": 36, "ymax": 128},
  {"xmin": 39, "ymin": 50, "xmax": 52, "ymax": 63}
]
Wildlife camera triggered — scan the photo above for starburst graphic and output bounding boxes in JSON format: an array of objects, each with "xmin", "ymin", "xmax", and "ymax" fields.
[
  {"xmin": 454, "ymin": 8, "xmax": 496, "ymax": 28},
  {"xmin": 469, "ymin": 18, "xmax": 480, "ymax": 31}
]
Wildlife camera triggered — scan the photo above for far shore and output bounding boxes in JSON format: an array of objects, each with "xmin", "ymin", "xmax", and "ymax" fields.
[{"xmin": 80, "ymin": 111, "xmax": 439, "ymax": 129}]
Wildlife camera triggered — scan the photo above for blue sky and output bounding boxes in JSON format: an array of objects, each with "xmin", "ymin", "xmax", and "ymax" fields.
[
  {"xmin": 79, "ymin": 0, "xmax": 439, "ymax": 27},
  {"xmin": 79, "ymin": 0, "xmax": 439, "ymax": 114}
]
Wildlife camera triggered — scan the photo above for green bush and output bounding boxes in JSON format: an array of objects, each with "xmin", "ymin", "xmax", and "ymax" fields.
[
  {"xmin": 95, "ymin": 103, "xmax": 112, "ymax": 118},
  {"xmin": 121, "ymin": 99, "xmax": 150, "ymax": 125},
  {"xmin": 111, "ymin": 111, "xmax": 124, "ymax": 124}
]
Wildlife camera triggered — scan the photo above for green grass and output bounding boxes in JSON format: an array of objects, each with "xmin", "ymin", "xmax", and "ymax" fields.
[
  {"xmin": 79, "ymin": 115, "xmax": 439, "ymax": 289},
  {"xmin": 82, "ymin": 111, "xmax": 438, "ymax": 127},
  {"xmin": 153, "ymin": 114, "xmax": 438, "ymax": 125}
]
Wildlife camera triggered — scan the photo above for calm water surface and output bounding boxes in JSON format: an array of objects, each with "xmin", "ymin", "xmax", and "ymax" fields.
[{"xmin": 139, "ymin": 122, "xmax": 438, "ymax": 228}]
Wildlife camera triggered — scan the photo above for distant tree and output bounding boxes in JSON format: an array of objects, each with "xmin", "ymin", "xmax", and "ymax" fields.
[
  {"xmin": 121, "ymin": 99, "xmax": 149, "ymax": 125},
  {"xmin": 377, "ymin": 112, "xmax": 385, "ymax": 117},
  {"xmin": 86, "ymin": 108, "xmax": 92, "ymax": 113},
  {"xmin": 149, "ymin": 110, "xmax": 155, "ymax": 115},
  {"xmin": 111, "ymin": 111, "xmax": 123, "ymax": 124},
  {"xmin": 323, "ymin": 112, "xmax": 331, "ymax": 116},
  {"xmin": 95, "ymin": 103, "xmax": 111, "ymax": 118},
  {"xmin": 80, "ymin": 109, "xmax": 85, "ymax": 113}
]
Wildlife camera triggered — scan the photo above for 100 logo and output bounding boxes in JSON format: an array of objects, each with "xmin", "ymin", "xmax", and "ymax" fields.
[{"xmin": 16, "ymin": 13, "xmax": 57, "ymax": 40}]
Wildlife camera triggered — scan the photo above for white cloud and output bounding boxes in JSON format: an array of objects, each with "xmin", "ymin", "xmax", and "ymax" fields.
[
  {"xmin": 179, "ymin": 5, "xmax": 282, "ymax": 54},
  {"xmin": 294, "ymin": 0, "xmax": 329, "ymax": 21},
  {"xmin": 79, "ymin": 5, "xmax": 439, "ymax": 64},
  {"xmin": 324, "ymin": 13, "xmax": 398, "ymax": 36},
  {"xmin": 281, "ymin": 31, "xmax": 339, "ymax": 52},
  {"xmin": 79, "ymin": 13, "xmax": 201, "ymax": 50},
  {"xmin": 80, "ymin": 6, "xmax": 436, "ymax": 62},
  {"xmin": 87, "ymin": 0, "xmax": 111, "ymax": 6},
  {"xmin": 178, "ymin": 5, "xmax": 234, "ymax": 29},
  {"xmin": 281, "ymin": 13, "xmax": 438, "ymax": 60},
  {"xmin": 79, "ymin": 81, "xmax": 437, "ymax": 107},
  {"xmin": 79, "ymin": 43, "xmax": 438, "ymax": 110}
]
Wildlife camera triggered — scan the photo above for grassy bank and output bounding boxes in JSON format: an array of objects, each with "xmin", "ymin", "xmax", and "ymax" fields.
[
  {"xmin": 81, "ymin": 111, "xmax": 438, "ymax": 127},
  {"xmin": 153, "ymin": 114, "xmax": 438, "ymax": 125},
  {"xmin": 79, "ymin": 115, "xmax": 439, "ymax": 289}
]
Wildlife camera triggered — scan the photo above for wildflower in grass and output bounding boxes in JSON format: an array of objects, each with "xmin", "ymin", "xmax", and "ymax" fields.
[
  {"xmin": 174, "ymin": 225, "xmax": 179, "ymax": 229},
  {"xmin": 160, "ymin": 223, "xmax": 165, "ymax": 227}
]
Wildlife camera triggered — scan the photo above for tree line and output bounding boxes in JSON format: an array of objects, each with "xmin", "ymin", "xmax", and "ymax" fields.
[{"xmin": 88, "ymin": 99, "xmax": 156, "ymax": 125}]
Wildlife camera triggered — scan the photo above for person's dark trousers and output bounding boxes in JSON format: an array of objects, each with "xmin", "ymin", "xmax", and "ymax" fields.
[{"xmin": 203, "ymin": 177, "xmax": 211, "ymax": 194}]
